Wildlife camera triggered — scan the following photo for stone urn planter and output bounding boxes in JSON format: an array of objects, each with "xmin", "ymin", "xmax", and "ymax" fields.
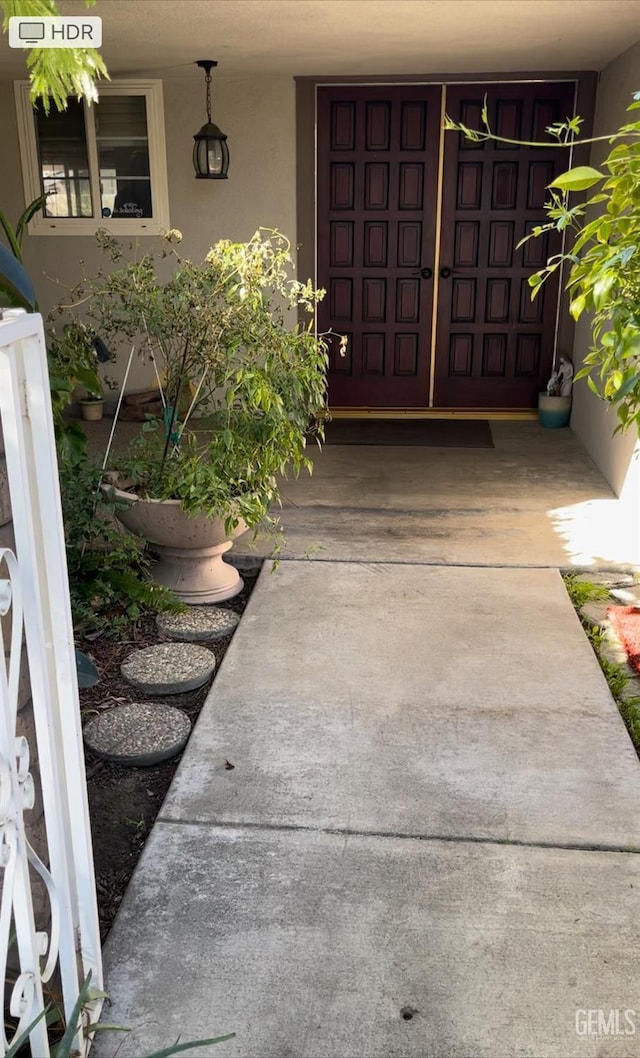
[{"xmin": 107, "ymin": 484, "xmax": 247, "ymax": 604}]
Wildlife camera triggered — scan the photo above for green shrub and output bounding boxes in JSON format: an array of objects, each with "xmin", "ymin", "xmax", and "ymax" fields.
[{"xmin": 61, "ymin": 456, "xmax": 182, "ymax": 635}]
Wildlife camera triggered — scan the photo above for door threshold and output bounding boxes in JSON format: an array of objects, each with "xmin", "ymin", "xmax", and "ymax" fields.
[{"xmin": 326, "ymin": 408, "xmax": 537, "ymax": 421}]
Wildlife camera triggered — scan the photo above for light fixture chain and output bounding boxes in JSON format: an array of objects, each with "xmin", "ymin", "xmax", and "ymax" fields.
[{"xmin": 205, "ymin": 73, "xmax": 212, "ymax": 123}]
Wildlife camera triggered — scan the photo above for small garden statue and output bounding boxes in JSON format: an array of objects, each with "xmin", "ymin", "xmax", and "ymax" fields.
[{"xmin": 547, "ymin": 356, "xmax": 574, "ymax": 398}]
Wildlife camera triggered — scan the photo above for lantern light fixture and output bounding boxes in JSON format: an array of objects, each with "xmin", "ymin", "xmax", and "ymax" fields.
[{"xmin": 193, "ymin": 59, "xmax": 229, "ymax": 180}]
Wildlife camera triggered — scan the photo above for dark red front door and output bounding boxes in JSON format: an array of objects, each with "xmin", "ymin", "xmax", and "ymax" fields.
[
  {"xmin": 434, "ymin": 82, "xmax": 577, "ymax": 408},
  {"xmin": 317, "ymin": 81, "xmax": 577, "ymax": 411},
  {"xmin": 317, "ymin": 86, "xmax": 441, "ymax": 408}
]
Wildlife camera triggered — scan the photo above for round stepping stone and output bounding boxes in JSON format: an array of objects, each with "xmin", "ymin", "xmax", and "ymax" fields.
[
  {"xmin": 121, "ymin": 643, "xmax": 216, "ymax": 695},
  {"xmin": 83, "ymin": 702, "xmax": 191, "ymax": 766},
  {"xmin": 579, "ymin": 602, "xmax": 611, "ymax": 629},
  {"xmin": 611, "ymin": 586, "xmax": 640, "ymax": 606},
  {"xmin": 156, "ymin": 606, "xmax": 240, "ymax": 641}
]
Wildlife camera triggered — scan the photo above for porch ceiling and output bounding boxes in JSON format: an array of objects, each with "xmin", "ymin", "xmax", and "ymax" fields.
[{"xmin": 2, "ymin": 0, "xmax": 640, "ymax": 79}]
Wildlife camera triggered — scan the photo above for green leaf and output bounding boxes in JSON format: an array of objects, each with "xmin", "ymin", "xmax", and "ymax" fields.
[
  {"xmin": 56, "ymin": 420, "xmax": 88, "ymax": 465},
  {"xmin": 0, "ymin": 209, "xmax": 23, "ymax": 261},
  {"xmin": 15, "ymin": 194, "xmax": 48, "ymax": 245},
  {"xmin": 86, "ymin": 1022, "xmax": 131, "ymax": 1034},
  {"xmin": 50, "ymin": 970, "xmax": 93, "ymax": 1058},
  {"xmin": 613, "ymin": 374, "xmax": 640, "ymax": 400},
  {"xmin": 0, "ymin": 241, "xmax": 37, "ymax": 309},
  {"xmin": 550, "ymin": 166, "xmax": 605, "ymax": 191},
  {"xmin": 596, "ymin": 219, "xmax": 612, "ymax": 243},
  {"xmin": 74, "ymin": 365, "xmax": 102, "ymax": 395},
  {"xmin": 611, "ymin": 370, "xmax": 623, "ymax": 391},
  {"xmin": 592, "ymin": 273, "xmax": 616, "ymax": 310},
  {"xmin": 569, "ymin": 294, "xmax": 586, "ymax": 320},
  {"xmin": 143, "ymin": 1033, "xmax": 236, "ymax": 1058},
  {"xmin": 5, "ymin": 1007, "xmax": 50, "ymax": 1058}
]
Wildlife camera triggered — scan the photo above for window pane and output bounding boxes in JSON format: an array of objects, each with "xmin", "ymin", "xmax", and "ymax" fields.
[
  {"xmin": 35, "ymin": 99, "xmax": 93, "ymax": 218},
  {"xmin": 96, "ymin": 96, "xmax": 153, "ymax": 219}
]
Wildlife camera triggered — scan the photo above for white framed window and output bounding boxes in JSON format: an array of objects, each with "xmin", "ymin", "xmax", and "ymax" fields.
[{"xmin": 14, "ymin": 80, "xmax": 170, "ymax": 236}]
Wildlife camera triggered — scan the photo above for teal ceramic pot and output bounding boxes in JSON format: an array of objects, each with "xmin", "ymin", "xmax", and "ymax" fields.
[{"xmin": 538, "ymin": 393, "xmax": 571, "ymax": 428}]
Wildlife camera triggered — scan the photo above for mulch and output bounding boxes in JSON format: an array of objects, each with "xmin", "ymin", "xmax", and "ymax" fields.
[
  {"xmin": 607, "ymin": 605, "xmax": 640, "ymax": 674},
  {"xmin": 80, "ymin": 565, "xmax": 259, "ymax": 939}
]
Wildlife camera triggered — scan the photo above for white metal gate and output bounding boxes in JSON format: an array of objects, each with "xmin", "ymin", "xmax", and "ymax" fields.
[{"xmin": 0, "ymin": 310, "xmax": 102, "ymax": 1056}]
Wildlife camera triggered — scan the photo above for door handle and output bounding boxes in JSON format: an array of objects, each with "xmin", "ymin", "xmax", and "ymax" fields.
[
  {"xmin": 440, "ymin": 267, "xmax": 452, "ymax": 279},
  {"xmin": 414, "ymin": 266, "xmax": 433, "ymax": 280}
]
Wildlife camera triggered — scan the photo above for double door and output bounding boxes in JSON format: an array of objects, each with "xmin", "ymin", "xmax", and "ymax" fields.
[{"xmin": 317, "ymin": 81, "xmax": 576, "ymax": 409}]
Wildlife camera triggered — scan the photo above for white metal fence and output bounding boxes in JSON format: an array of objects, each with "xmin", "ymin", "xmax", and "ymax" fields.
[{"xmin": 0, "ymin": 310, "xmax": 102, "ymax": 1056}]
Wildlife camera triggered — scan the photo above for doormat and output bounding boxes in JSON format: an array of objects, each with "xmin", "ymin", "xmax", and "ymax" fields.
[
  {"xmin": 318, "ymin": 418, "xmax": 494, "ymax": 448},
  {"xmin": 607, "ymin": 605, "xmax": 640, "ymax": 675}
]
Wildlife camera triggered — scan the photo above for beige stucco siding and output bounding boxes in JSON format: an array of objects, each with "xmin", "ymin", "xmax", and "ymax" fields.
[
  {"xmin": 0, "ymin": 73, "xmax": 296, "ymax": 391},
  {"xmin": 571, "ymin": 41, "xmax": 640, "ymax": 512}
]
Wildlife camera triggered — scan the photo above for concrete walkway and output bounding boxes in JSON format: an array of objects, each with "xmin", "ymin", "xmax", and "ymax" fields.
[{"xmin": 96, "ymin": 428, "xmax": 640, "ymax": 1058}]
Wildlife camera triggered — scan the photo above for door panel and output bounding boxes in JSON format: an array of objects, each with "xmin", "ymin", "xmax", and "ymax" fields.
[
  {"xmin": 434, "ymin": 82, "xmax": 576, "ymax": 408},
  {"xmin": 317, "ymin": 86, "xmax": 441, "ymax": 408}
]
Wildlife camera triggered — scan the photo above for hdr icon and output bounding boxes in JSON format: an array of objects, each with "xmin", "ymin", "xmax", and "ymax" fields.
[
  {"xmin": 8, "ymin": 16, "xmax": 102, "ymax": 48},
  {"xmin": 575, "ymin": 1009, "xmax": 637, "ymax": 1037}
]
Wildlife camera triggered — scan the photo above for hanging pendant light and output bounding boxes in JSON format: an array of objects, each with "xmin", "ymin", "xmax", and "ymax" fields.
[{"xmin": 193, "ymin": 59, "xmax": 229, "ymax": 180}]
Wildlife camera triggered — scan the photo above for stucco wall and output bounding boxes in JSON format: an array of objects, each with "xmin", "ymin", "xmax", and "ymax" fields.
[
  {"xmin": 571, "ymin": 42, "xmax": 640, "ymax": 511},
  {"xmin": 0, "ymin": 71, "xmax": 296, "ymax": 391}
]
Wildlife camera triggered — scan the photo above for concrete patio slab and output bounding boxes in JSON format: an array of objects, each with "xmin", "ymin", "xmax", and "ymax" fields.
[
  {"xmin": 96, "ymin": 823, "xmax": 640, "ymax": 1058},
  {"xmin": 231, "ymin": 423, "xmax": 640, "ymax": 567},
  {"xmin": 86, "ymin": 418, "xmax": 640, "ymax": 567},
  {"xmin": 278, "ymin": 423, "xmax": 614, "ymax": 512},
  {"xmin": 86, "ymin": 414, "xmax": 638, "ymax": 571},
  {"xmin": 162, "ymin": 561, "xmax": 640, "ymax": 848}
]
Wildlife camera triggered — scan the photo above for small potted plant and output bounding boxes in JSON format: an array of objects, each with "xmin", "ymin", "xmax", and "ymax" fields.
[
  {"xmin": 48, "ymin": 324, "xmax": 115, "ymax": 422},
  {"xmin": 77, "ymin": 386, "xmax": 106, "ymax": 421},
  {"xmin": 53, "ymin": 228, "xmax": 332, "ymax": 603},
  {"xmin": 538, "ymin": 356, "xmax": 573, "ymax": 428}
]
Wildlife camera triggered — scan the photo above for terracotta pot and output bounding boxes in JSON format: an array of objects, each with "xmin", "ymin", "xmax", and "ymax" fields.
[
  {"xmin": 78, "ymin": 399, "xmax": 104, "ymax": 422},
  {"xmin": 106, "ymin": 484, "xmax": 247, "ymax": 604}
]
